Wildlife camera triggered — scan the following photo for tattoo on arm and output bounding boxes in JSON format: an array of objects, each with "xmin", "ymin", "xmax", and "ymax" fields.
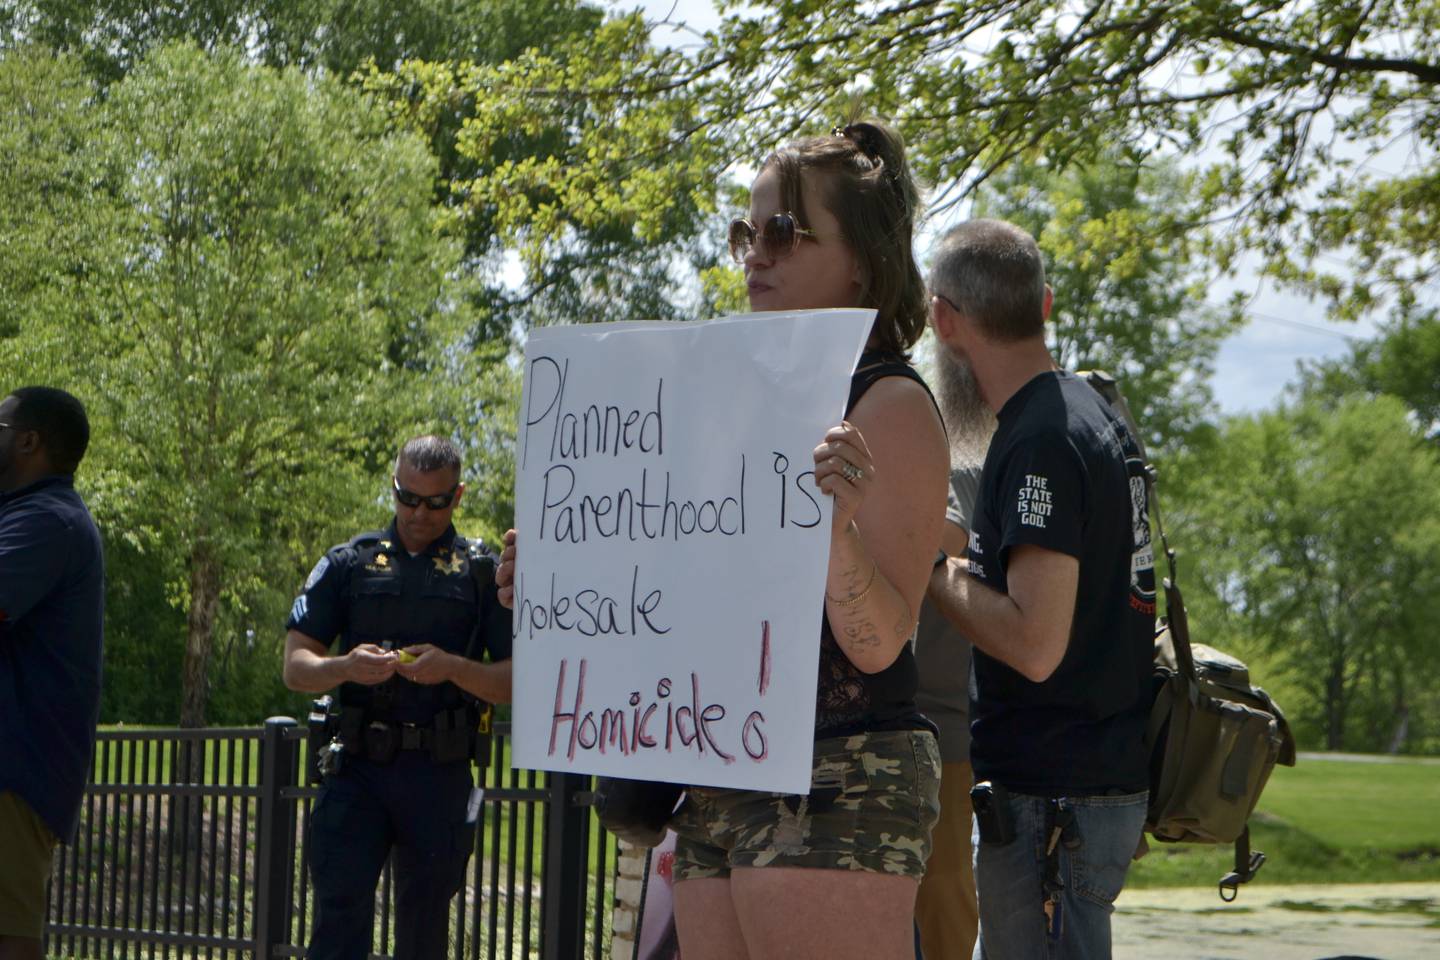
[
  {"xmin": 835, "ymin": 562, "xmax": 867, "ymax": 597},
  {"xmin": 826, "ymin": 557, "xmax": 913, "ymax": 661},
  {"xmin": 839, "ymin": 618, "xmax": 882, "ymax": 651}
]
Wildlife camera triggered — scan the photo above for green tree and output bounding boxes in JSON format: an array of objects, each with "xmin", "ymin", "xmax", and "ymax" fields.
[
  {"xmin": 357, "ymin": 12, "xmax": 731, "ymax": 340},
  {"xmin": 1301, "ymin": 306, "xmax": 1440, "ymax": 440},
  {"xmin": 0, "ymin": 45, "xmax": 94, "ymax": 342},
  {"xmin": 5, "ymin": 0, "xmax": 583, "ymax": 81},
  {"xmin": 0, "ymin": 42, "xmax": 476, "ymax": 727},
  {"xmin": 1173, "ymin": 394, "xmax": 1440, "ymax": 752},
  {"xmin": 653, "ymin": 0, "xmax": 1440, "ymax": 324},
  {"xmin": 975, "ymin": 153, "xmax": 1243, "ymax": 452},
  {"xmin": 7, "ymin": 0, "xmax": 731, "ymax": 343}
]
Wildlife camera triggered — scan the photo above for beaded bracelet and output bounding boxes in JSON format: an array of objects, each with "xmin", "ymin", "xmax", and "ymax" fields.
[{"xmin": 826, "ymin": 561, "xmax": 877, "ymax": 606}]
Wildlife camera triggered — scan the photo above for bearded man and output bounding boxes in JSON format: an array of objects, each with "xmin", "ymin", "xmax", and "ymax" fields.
[{"xmin": 925, "ymin": 220, "xmax": 1156, "ymax": 960}]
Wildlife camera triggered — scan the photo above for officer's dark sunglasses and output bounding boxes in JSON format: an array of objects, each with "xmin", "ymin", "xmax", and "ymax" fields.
[
  {"xmin": 727, "ymin": 212, "xmax": 817, "ymax": 263},
  {"xmin": 392, "ymin": 476, "xmax": 458, "ymax": 510}
]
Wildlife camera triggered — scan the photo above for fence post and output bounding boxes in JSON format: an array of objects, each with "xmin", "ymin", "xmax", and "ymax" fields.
[
  {"xmin": 541, "ymin": 772, "xmax": 590, "ymax": 960},
  {"xmin": 254, "ymin": 717, "xmax": 299, "ymax": 960}
]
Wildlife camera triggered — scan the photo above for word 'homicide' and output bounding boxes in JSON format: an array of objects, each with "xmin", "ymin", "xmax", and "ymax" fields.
[{"xmin": 549, "ymin": 658, "xmax": 768, "ymax": 765}]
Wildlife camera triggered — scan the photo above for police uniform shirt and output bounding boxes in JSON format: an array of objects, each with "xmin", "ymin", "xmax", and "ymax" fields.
[
  {"xmin": 287, "ymin": 521, "xmax": 512, "ymax": 724},
  {"xmin": 967, "ymin": 371, "xmax": 1155, "ymax": 796}
]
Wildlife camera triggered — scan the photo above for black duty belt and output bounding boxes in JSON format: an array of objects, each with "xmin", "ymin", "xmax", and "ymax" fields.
[
  {"xmin": 338, "ymin": 704, "xmax": 484, "ymax": 766},
  {"xmin": 398, "ymin": 722, "xmax": 436, "ymax": 751}
]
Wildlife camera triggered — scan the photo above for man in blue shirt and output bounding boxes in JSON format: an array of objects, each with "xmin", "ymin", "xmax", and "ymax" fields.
[{"xmin": 0, "ymin": 386, "xmax": 104, "ymax": 960}]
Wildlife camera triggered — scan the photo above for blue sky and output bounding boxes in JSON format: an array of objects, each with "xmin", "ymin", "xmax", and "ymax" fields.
[{"xmin": 1207, "ymin": 271, "xmax": 1374, "ymax": 414}]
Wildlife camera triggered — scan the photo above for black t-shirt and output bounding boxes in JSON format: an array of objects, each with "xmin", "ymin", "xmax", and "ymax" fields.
[{"xmin": 967, "ymin": 371, "xmax": 1155, "ymax": 795}]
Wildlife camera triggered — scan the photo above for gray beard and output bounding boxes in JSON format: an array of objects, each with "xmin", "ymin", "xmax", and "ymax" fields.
[{"xmin": 934, "ymin": 345, "xmax": 996, "ymax": 468}]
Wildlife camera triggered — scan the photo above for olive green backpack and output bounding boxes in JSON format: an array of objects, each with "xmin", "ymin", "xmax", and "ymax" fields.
[{"xmin": 1081, "ymin": 371, "xmax": 1297, "ymax": 901}]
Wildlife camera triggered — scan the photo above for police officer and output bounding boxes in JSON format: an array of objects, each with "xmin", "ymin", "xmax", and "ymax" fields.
[{"xmin": 283, "ymin": 435, "xmax": 512, "ymax": 960}]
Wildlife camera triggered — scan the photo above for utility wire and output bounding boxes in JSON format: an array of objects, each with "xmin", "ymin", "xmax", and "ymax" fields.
[{"xmin": 1246, "ymin": 310, "xmax": 1365, "ymax": 341}]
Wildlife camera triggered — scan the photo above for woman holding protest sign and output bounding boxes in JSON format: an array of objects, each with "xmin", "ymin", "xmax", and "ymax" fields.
[
  {"xmin": 668, "ymin": 120, "xmax": 948, "ymax": 960},
  {"xmin": 498, "ymin": 120, "xmax": 948, "ymax": 959}
]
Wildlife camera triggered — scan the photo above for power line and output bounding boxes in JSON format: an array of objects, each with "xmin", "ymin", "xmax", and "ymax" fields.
[{"xmin": 1246, "ymin": 310, "xmax": 1365, "ymax": 342}]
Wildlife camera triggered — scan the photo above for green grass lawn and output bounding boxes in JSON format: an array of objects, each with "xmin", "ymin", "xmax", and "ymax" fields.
[{"xmin": 1128, "ymin": 756, "xmax": 1440, "ymax": 888}]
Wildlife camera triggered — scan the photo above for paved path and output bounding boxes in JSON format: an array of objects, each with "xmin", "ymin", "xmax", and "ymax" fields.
[
  {"xmin": 1296, "ymin": 752, "xmax": 1440, "ymax": 766},
  {"xmin": 1113, "ymin": 882, "xmax": 1440, "ymax": 959}
]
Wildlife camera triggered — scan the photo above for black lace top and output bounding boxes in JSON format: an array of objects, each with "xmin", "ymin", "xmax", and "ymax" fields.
[{"xmin": 813, "ymin": 351, "xmax": 939, "ymax": 739}]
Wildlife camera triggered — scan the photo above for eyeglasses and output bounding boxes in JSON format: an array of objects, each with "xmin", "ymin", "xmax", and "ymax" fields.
[
  {"xmin": 931, "ymin": 292, "xmax": 961, "ymax": 313},
  {"xmin": 728, "ymin": 212, "xmax": 817, "ymax": 264},
  {"xmin": 392, "ymin": 476, "xmax": 459, "ymax": 510}
]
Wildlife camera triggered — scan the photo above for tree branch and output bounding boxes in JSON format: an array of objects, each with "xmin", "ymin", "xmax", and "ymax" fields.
[{"xmin": 1212, "ymin": 27, "xmax": 1440, "ymax": 85}]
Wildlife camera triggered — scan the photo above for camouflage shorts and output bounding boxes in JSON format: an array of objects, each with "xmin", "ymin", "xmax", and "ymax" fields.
[{"xmin": 669, "ymin": 729, "xmax": 941, "ymax": 881}]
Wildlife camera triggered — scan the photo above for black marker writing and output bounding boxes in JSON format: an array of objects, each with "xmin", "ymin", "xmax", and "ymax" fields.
[
  {"xmin": 512, "ymin": 565, "xmax": 669, "ymax": 641},
  {"xmin": 772, "ymin": 451, "xmax": 821, "ymax": 528},
  {"xmin": 522, "ymin": 355, "xmax": 664, "ymax": 467},
  {"xmin": 742, "ymin": 711, "xmax": 768, "ymax": 760},
  {"xmin": 537, "ymin": 458, "xmax": 746, "ymax": 543}
]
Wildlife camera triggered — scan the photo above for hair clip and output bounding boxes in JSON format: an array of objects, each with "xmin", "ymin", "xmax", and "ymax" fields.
[{"xmin": 834, "ymin": 123, "xmax": 882, "ymax": 163}]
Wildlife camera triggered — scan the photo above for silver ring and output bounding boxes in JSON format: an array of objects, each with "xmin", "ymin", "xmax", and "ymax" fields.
[{"xmin": 841, "ymin": 462, "xmax": 863, "ymax": 483}]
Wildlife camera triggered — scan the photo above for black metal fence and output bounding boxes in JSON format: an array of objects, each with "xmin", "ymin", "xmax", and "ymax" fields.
[{"xmin": 45, "ymin": 718, "xmax": 617, "ymax": 960}]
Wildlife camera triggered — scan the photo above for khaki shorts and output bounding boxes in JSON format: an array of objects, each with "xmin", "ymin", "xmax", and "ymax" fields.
[
  {"xmin": 0, "ymin": 790, "xmax": 58, "ymax": 939},
  {"xmin": 670, "ymin": 729, "xmax": 941, "ymax": 882}
]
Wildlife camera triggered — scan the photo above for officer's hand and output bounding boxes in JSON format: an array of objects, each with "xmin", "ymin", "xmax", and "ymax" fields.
[
  {"xmin": 496, "ymin": 529, "xmax": 518, "ymax": 610},
  {"xmin": 395, "ymin": 644, "xmax": 453, "ymax": 685},
  {"xmin": 345, "ymin": 644, "xmax": 398, "ymax": 685}
]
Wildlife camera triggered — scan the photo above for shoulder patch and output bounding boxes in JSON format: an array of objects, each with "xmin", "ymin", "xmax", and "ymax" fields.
[{"xmin": 304, "ymin": 556, "xmax": 330, "ymax": 590}]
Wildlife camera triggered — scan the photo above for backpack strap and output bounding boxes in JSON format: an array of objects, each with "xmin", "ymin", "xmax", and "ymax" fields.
[
  {"xmin": 1219, "ymin": 826, "xmax": 1267, "ymax": 902},
  {"xmin": 1077, "ymin": 372, "xmax": 1173, "ymax": 577},
  {"xmin": 1077, "ymin": 369, "xmax": 1149, "ymax": 461},
  {"xmin": 1077, "ymin": 371, "xmax": 1193, "ymax": 683}
]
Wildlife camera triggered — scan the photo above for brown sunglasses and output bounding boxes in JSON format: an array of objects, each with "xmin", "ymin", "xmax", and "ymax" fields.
[{"xmin": 728, "ymin": 212, "xmax": 817, "ymax": 264}]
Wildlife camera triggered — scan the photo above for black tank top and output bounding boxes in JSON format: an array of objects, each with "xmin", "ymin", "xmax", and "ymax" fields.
[{"xmin": 814, "ymin": 351, "xmax": 940, "ymax": 740}]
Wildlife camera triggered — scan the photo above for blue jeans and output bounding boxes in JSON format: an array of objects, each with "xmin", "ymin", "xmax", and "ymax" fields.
[{"xmin": 972, "ymin": 790, "xmax": 1147, "ymax": 960}]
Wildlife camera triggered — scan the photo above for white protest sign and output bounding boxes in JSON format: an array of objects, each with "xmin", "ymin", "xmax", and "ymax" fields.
[{"xmin": 510, "ymin": 309, "xmax": 873, "ymax": 793}]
